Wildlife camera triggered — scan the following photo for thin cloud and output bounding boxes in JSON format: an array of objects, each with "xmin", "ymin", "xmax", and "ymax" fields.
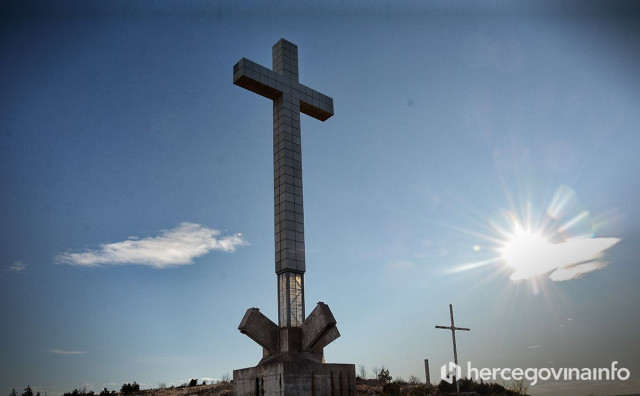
[
  {"xmin": 549, "ymin": 261, "xmax": 609, "ymax": 282},
  {"xmin": 8, "ymin": 261, "xmax": 27, "ymax": 272},
  {"xmin": 56, "ymin": 222, "xmax": 247, "ymax": 268},
  {"xmin": 49, "ymin": 349, "xmax": 86, "ymax": 355},
  {"xmin": 508, "ymin": 237, "xmax": 620, "ymax": 282}
]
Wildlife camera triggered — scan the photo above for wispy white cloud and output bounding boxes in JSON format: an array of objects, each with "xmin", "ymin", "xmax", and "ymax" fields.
[
  {"xmin": 549, "ymin": 261, "xmax": 609, "ymax": 282},
  {"xmin": 507, "ymin": 237, "xmax": 620, "ymax": 282},
  {"xmin": 49, "ymin": 349, "xmax": 86, "ymax": 355},
  {"xmin": 8, "ymin": 261, "xmax": 27, "ymax": 272},
  {"xmin": 56, "ymin": 222, "xmax": 247, "ymax": 269}
]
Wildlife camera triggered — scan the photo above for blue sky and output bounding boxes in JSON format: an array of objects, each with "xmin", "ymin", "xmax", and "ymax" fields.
[{"xmin": 1, "ymin": 1, "xmax": 639, "ymax": 395}]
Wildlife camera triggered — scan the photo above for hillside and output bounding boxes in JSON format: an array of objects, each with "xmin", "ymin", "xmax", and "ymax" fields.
[
  {"xmin": 120, "ymin": 383, "xmax": 232, "ymax": 396},
  {"xmin": 91, "ymin": 377, "xmax": 527, "ymax": 396}
]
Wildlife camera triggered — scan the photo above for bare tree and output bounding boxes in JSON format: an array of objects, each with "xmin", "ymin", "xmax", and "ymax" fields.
[
  {"xmin": 508, "ymin": 379, "xmax": 528, "ymax": 395},
  {"xmin": 358, "ymin": 365, "xmax": 367, "ymax": 379},
  {"xmin": 371, "ymin": 366, "xmax": 380, "ymax": 380},
  {"xmin": 408, "ymin": 375, "xmax": 420, "ymax": 384}
]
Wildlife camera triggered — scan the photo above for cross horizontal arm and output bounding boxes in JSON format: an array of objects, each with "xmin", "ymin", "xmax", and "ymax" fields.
[
  {"xmin": 233, "ymin": 58, "xmax": 334, "ymax": 122},
  {"xmin": 435, "ymin": 325, "xmax": 471, "ymax": 331},
  {"xmin": 298, "ymin": 87, "xmax": 334, "ymax": 121},
  {"xmin": 233, "ymin": 58, "xmax": 281, "ymax": 100}
]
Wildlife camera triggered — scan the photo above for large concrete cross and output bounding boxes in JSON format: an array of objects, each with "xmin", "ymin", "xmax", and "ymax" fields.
[{"xmin": 233, "ymin": 39, "xmax": 339, "ymax": 361}]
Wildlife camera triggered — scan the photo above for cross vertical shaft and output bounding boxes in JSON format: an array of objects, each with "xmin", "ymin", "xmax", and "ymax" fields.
[
  {"xmin": 450, "ymin": 304, "xmax": 459, "ymax": 366},
  {"xmin": 273, "ymin": 40, "xmax": 305, "ymax": 328},
  {"xmin": 233, "ymin": 38, "xmax": 334, "ymax": 330}
]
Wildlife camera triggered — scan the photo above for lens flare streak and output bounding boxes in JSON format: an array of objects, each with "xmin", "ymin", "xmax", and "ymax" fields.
[{"xmin": 451, "ymin": 185, "xmax": 621, "ymax": 283}]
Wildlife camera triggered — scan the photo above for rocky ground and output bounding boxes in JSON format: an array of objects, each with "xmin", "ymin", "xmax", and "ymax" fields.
[
  {"xmin": 132, "ymin": 383, "xmax": 232, "ymax": 396},
  {"xmin": 124, "ymin": 381, "xmax": 432, "ymax": 396},
  {"xmin": 112, "ymin": 378, "xmax": 522, "ymax": 396},
  {"xmin": 355, "ymin": 382, "xmax": 434, "ymax": 395}
]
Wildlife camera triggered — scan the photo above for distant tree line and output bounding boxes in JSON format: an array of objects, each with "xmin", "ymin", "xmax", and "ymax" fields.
[
  {"xmin": 119, "ymin": 383, "xmax": 140, "ymax": 395},
  {"xmin": 9, "ymin": 374, "xmax": 233, "ymax": 396},
  {"xmin": 9, "ymin": 386, "xmax": 41, "ymax": 396},
  {"xmin": 7, "ymin": 383, "xmax": 134, "ymax": 396},
  {"xmin": 61, "ymin": 386, "xmax": 115, "ymax": 396}
]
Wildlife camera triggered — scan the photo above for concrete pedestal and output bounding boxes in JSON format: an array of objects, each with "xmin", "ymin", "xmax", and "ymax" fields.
[{"xmin": 233, "ymin": 357, "xmax": 355, "ymax": 396}]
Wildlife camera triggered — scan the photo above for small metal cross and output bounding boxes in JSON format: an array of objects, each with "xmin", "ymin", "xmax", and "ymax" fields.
[{"xmin": 436, "ymin": 304, "xmax": 470, "ymax": 394}]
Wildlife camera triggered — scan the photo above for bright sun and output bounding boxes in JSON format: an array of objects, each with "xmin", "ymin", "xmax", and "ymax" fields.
[
  {"xmin": 452, "ymin": 186, "xmax": 621, "ymax": 283},
  {"xmin": 498, "ymin": 227, "xmax": 553, "ymax": 280}
]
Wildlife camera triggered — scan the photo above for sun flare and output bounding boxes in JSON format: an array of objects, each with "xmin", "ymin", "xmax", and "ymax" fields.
[
  {"xmin": 495, "ymin": 217, "xmax": 619, "ymax": 282},
  {"xmin": 450, "ymin": 185, "xmax": 621, "ymax": 283},
  {"xmin": 500, "ymin": 228, "xmax": 550, "ymax": 269}
]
